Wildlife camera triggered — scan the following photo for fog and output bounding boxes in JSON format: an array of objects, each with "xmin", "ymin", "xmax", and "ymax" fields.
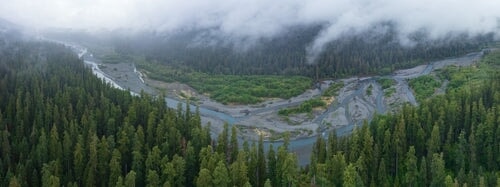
[{"xmin": 2, "ymin": 0, "xmax": 499, "ymax": 63}]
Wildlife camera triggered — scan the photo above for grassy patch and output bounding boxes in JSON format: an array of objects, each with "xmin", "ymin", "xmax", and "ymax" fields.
[
  {"xmin": 101, "ymin": 53, "xmax": 132, "ymax": 64},
  {"xmin": 366, "ymin": 84, "xmax": 373, "ymax": 96},
  {"xmin": 408, "ymin": 75, "xmax": 441, "ymax": 102},
  {"xmin": 377, "ymin": 77, "xmax": 396, "ymax": 89},
  {"xmin": 136, "ymin": 58, "xmax": 312, "ymax": 104},
  {"xmin": 436, "ymin": 55, "xmax": 498, "ymax": 92},
  {"xmin": 482, "ymin": 50, "xmax": 500, "ymax": 65},
  {"xmin": 278, "ymin": 98, "xmax": 326, "ymax": 116},
  {"xmin": 384, "ymin": 87, "xmax": 396, "ymax": 97},
  {"xmin": 322, "ymin": 82, "xmax": 344, "ymax": 97}
]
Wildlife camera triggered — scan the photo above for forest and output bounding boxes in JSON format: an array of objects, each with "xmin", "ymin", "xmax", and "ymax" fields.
[
  {"xmin": 102, "ymin": 25, "xmax": 493, "ymax": 79},
  {"xmin": 45, "ymin": 26, "xmax": 494, "ymax": 105},
  {"xmin": 1, "ymin": 34, "xmax": 500, "ymax": 187}
]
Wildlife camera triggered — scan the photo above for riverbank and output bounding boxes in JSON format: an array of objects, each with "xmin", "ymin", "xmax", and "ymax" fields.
[
  {"xmin": 94, "ymin": 49, "xmax": 484, "ymax": 143},
  {"xmin": 62, "ymin": 41, "xmax": 485, "ymax": 165}
]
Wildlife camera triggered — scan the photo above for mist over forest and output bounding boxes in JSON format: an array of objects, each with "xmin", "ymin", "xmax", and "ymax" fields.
[{"xmin": 2, "ymin": 1, "xmax": 500, "ymax": 187}]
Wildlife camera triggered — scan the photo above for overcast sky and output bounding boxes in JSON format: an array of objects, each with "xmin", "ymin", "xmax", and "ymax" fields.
[{"xmin": 2, "ymin": 0, "xmax": 499, "ymax": 63}]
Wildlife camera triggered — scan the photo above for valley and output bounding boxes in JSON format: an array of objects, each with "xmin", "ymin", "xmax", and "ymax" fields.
[
  {"xmin": 65, "ymin": 42, "xmax": 489, "ymax": 164},
  {"xmin": 3, "ymin": 1, "xmax": 500, "ymax": 185}
]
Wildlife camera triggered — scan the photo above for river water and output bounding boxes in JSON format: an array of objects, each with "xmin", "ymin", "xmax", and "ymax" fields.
[{"xmin": 66, "ymin": 42, "xmax": 484, "ymax": 165}]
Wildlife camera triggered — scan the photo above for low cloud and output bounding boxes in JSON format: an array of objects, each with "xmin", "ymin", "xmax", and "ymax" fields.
[{"xmin": 2, "ymin": 0, "xmax": 499, "ymax": 63}]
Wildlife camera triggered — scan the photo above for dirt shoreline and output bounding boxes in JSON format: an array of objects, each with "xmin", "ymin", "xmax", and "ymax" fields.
[{"xmin": 95, "ymin": 49, "xmax": 483, "ymax": 142}]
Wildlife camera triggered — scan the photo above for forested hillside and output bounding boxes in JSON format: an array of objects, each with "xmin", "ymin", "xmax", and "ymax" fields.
[
  {"xmin": 0, "ymin": 34, "xmax": 301, "ymax": 187},
  {"xmin": 307, "ymin": 55, "xmax": 500, "ymax": 186},
  {"xmin": 2, "ymin": 35, "xmax": 500, "ymax": 186},
  {"xmin": 0, "ymin": 38, "xmax": 215, "ymax": 186},
  {"xmin": 107, "ymin": 26, "xmax": 492, "ymax": 79}
]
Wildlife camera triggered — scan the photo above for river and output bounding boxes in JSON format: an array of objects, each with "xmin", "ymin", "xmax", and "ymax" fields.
[{"xmin": 65, "ymin": 42, "xmax": 484, "ymax": 166}]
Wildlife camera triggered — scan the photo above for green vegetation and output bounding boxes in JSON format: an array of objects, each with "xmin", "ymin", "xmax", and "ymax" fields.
[
  {"xmin": 376, "ymin": 77, "xmax": 397, "ymax": 97},
  {"xmin": 0, "ymin": 40, "xmax": 214, "ymax": 187},
  {"xmin": 308, "ymin": 55, "xmax": 500, "ymax": 186},
  {"xmin": 322, "ymin": 81, "xmax": 344, "ymax": 97},
  {"xmin": 192, "ymin": 75, "xmax": 311, "ymax": 105},
  {"xmin": 110, "ymin": 27, "xmax": 488, "ymax": 79},
  {"xmin": 482, "ymin": 50, "xmax": 500, "ymax": 65},
  {"xmin": 384, "ymin": 87, "xmax": 396, "ymax": 97},
  {"xmin": 136, "ymin": 60, "xmax": 312, "ymax": 104},
  {"xmin": 377, "ymin": 77, "xmax": 396, "ymax": 89},
  {"xmin": 3, "ymin": 32, "xmax": 500, "ymax": 187},
  {"xmin": 438, "ymin": 66, "xmax": 482, "ymax": 91},
  {"xmin": 278, "ymin": 98, "xmax": 326, "ymax": 116},
  {"xmin": 408, "ymin": 75, "xmax": 441, "ymax": 102},
  {"xmin": 436, "ymin": 51, "xmax": 499, "ymax": 92},
  {"xmin": 101, "ymin": 53, "xmax": 132, "ymax": 64},
  {"xmin": 366, "ymin": 84, "xmax": 373, "ymax": 96}
]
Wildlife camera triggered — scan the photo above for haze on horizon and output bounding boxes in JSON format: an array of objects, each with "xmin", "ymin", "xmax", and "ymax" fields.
[{"xmin": 2, "ymin": 0, "xmax": 500, "ymax": 63}]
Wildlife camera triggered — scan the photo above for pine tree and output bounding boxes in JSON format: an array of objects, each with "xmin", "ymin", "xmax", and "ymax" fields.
[
  {"xmin": 264, "ymin": 179, "xmax": 272, "ymax": 187},
  {"xmin": 331, "ymin": 152, "xmax": 346, "ymax": 187},
  {"xmin": 109, "ymin": 149, "xmax": 122, "ymax": 187},
  {"xmin": 115, "ymin": 176, "xmax": 124, "ymax": 187},
  {"xmin": 84, "ymin": 134, "xmax": 98, "ymax": 187},
  {"xmin": 393, "ymin": 116, "xmax": 407, "ymax": 178},
  {"xmin": 145, "ymin": 146, "xmax": 161, "ymax": 173},
  {"xmin": 73, "ymin": 139, "xmax": 85, "ymax": 185},
  {"xmin": 430, "ymin": 153, "xmax": 446, "ymax": 187},
  {"xmin": 280, "ymin": 153, "xmax": 298, "ymax": 186},
  {"xmin": 48, "ymin": 125, "xmax": 62, "ymax": 162},
  {"xmin": 267, "ymin": 144, "xmax": 277, "ymax": 187},
  {"xmin": 97, "ymin": 136, "xmax": 111, "ymax": 187},
  {"xmin": 428, "ymin": 124, "xmax": 441, "ymax": 157},
  {"xmin": 124, "ymin": 170, "xmax": 136, "ymax": 187},
  {"xmin": 8, "ymin": 176, "xmax": 21, "ymax": 187},
  {"xmin": 229, "ymin": 126, "xmax": 239, "ymax": 164},
  {"xmin": 403, "ymin": 146, "xmax": 418, "ymax": 187},
  {"xmin": 196, "ymin": 168, "xmax": 213, "ymax": 187},
  {"xmin": 213, "ymin": 161, "xmax": 230, "ymax": 187},
  {"xmin": 444, "ymin": 175, "xmax": 454, "ymax": 187},
  {"xmin": 343, "ymin": 163, "xmax": 363, "ymax": 187},
  {"xmin": 184, "ymin": 142, "xmax": 198, "ymax": 187},
  {"xmin": 257, "ymin": 135, "xmax": 266, "ymax": 187},
  {"xmin": 230, "ymin": 151, "xmax": 249, "ymax": 187},
  {"xmin": 377, "ymin": 159, "xmax": 389, "ymax": 187},
  {"xmin": 216, "ymin": 123, "xmax": 229, "ymax": 158},
  {"xmin": 145, "ymin": 170, "xmax": 159, "ymax": 187},
  {"xmin": 419, "ymin": 156, "xmax": 428, "ymax": 186}
]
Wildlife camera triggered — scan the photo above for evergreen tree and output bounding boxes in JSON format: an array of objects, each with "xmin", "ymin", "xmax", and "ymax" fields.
[
  {"xmin": 124, "ymin": 170, "xmax": 136, "ymax": 187},
  {"xmin": 331, "ymin": 152, "xmax": 346, "ymax": 187},
  {"xmin": 343, "ymin": 163, "xmax": 363, "ymax": 187},
  {"xmin": 212, "ymin": 160, "xmax": 230, "ymax": 187},
  {"xmin": 145, "ymin": 170, "xmax": 159, "ymax": 187},
  {"xmin": 266, "ymin": 144, "xmax": 277, "ymax": 187},
  {"xmin": 230, "ymin": 126, "xmax": 239, "ymax": 164},
  {"xmin": 257, "ymin": 135, "xmax": 266, "ymax": 187},
  {"xmin": 264, "ymin": 179, "xmax": 272, "ymax": 187},
  {"xmin": 403, "ymin": 146, "xmax": 418, "ymax": 187},
  {"xmin": 109, "ymin": 149, "xmax": 122, "ymax": 187},
  {"xmin": 9, "ymin": 176, "xmax": 21, "ymax": 187},
  {"xmin": 216, "ymin": 123, "xmax": 229, "ymax": 158},
  {"xmin": 419, "ymin": 157, "xmax": 428, "ymax": 187},
  {"xmin": 196, "ymin": 168, "xmax": 213, "ymax": 187},
  {"xmin": 230, "ymin": 151, "xmax": 249, "ymax": 187},
  {"xmin": 430, "ymin": 153, "xmax": 446, "ymax": 187}
]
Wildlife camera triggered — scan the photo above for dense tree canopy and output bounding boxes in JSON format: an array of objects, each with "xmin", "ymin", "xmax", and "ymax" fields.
[
  {"xmin": 1, "ymin": 33, "xmax": 500, "ymax": 186},
  {"xmin": 108, "ymin": 26, "xmax": 492, "ymax": 79}
]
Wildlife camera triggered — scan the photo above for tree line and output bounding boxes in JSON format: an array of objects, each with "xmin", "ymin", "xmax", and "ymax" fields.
[
  {"xmin": 1, "ymin": 36, "xmax": 500, "ymax": 186},
  {"xmin": 109, "ymin": 25, "xmax": 492, "ymax": 79}
]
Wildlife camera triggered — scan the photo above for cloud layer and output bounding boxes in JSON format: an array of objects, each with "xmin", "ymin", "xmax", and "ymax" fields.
[{"xmin": 2, "ymin": 0, "xmax": 499, "ymax": 63}]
